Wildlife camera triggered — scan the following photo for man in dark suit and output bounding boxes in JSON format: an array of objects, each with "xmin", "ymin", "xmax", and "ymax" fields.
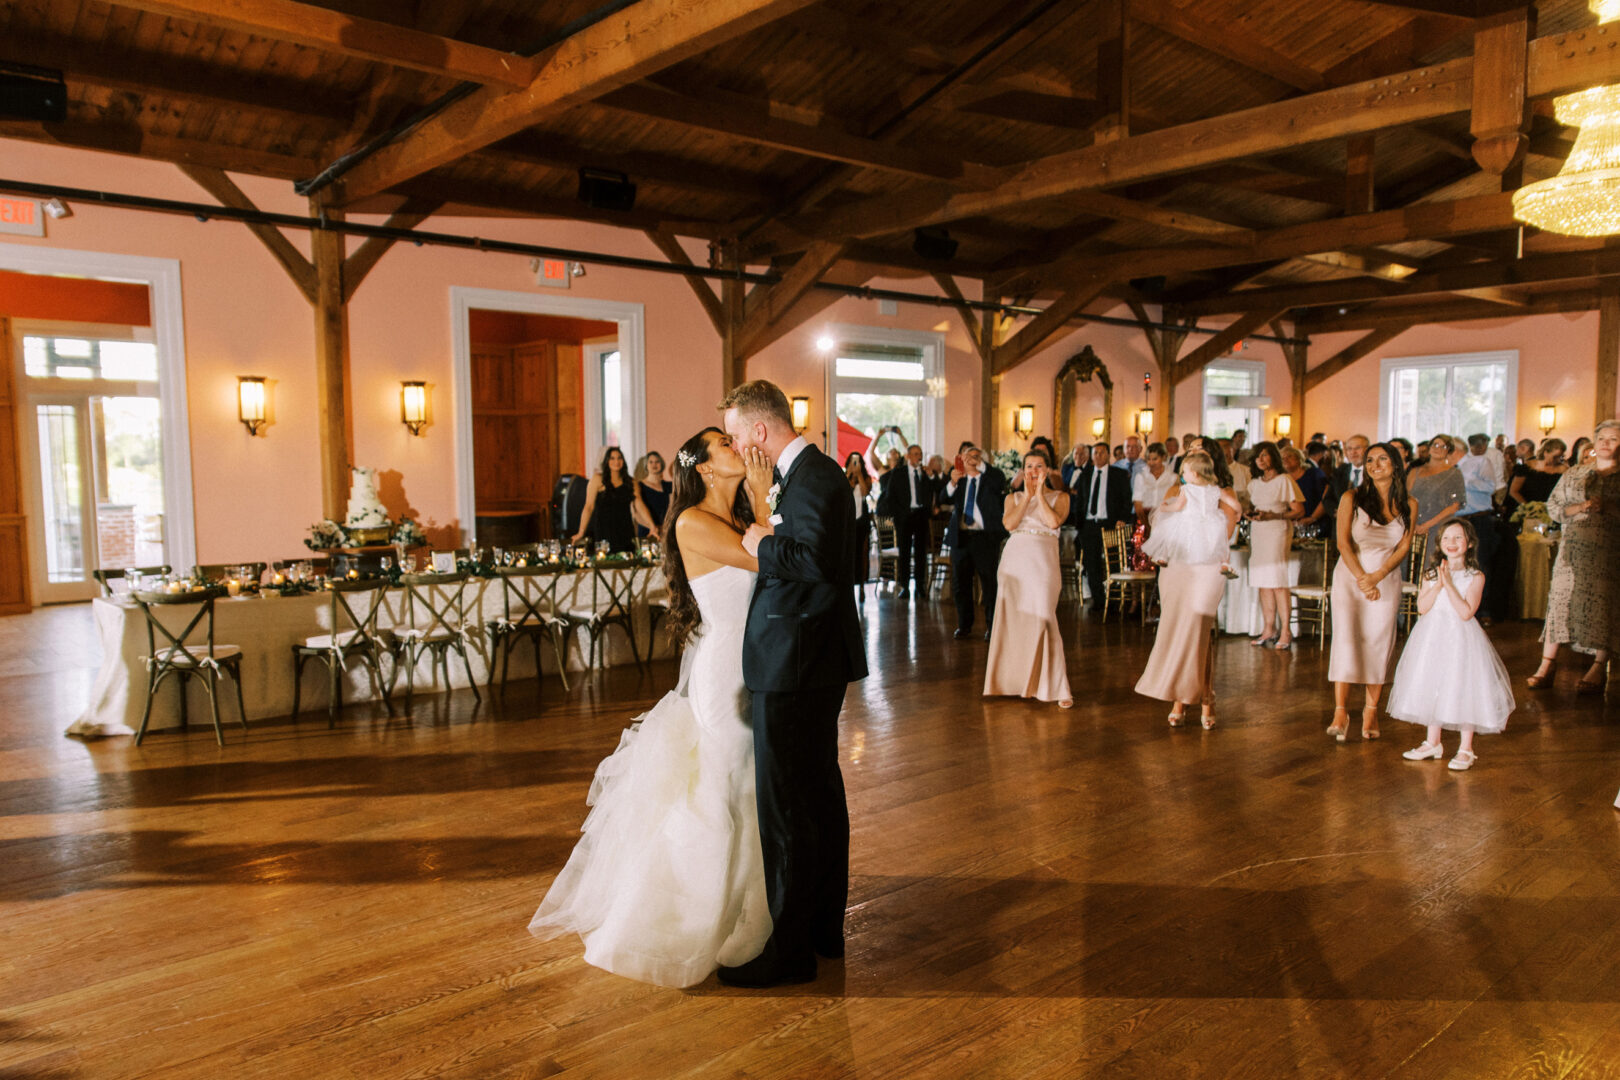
[
  {"xmin": 725, "ymin": 380, "xmax": 868, "ymax": 988},
  {"xmin": 1073, "ymin": 441, "xmax": 1134, "ymax": 611},
  {"xmin": 1333, "ymin": 433, "xmax": 1370, "ymax": 497},
  {"xmin": 943, "ymin": 443, "xmax": 1007, "ymax": 639},
  {"xmin": 877, "ymin": 443, "xmax": 934, "ymax": 598}
]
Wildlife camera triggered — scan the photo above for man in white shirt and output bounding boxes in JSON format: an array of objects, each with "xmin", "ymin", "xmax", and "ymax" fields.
[
  {"xmin": 943, "ymin": 443, "xmax": 1007, "ymax": 639},
  {"xmin": 1115, "ymin": 434, "xmax": 1147, "ymax": 483},
  {"xmin": 1335, "ymin": 433, "xmax": 1370, "ymax": 494},
  {"xmin": 1459, "ymin": 433, "xmax": 1505, "ymax": 622},
  {"xmin": 1073, "ymin": 442, "xmax": 1133, "ymax": 611}
]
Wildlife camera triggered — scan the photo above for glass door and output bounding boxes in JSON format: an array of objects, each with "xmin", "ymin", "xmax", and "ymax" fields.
[{"xmin": 17, "ymin": 326, "xmax": 167, "ymax": 603}]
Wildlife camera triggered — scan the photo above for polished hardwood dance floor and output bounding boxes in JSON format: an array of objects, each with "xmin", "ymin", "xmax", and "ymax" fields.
[{"xmin": 4, "ymin": 595, "xmax": 1620, "ymax": 1079}]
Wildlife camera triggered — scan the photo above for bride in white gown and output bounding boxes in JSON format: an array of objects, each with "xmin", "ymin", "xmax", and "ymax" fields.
[{"xmin": 529, "ymin": 426, "xmax": 776, "ymax": 987}]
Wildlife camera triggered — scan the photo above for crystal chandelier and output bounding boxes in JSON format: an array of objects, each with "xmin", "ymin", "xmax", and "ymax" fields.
[{"xmin": 1513, "ymin": 3, "xmax": 1620, "ymax": 235}]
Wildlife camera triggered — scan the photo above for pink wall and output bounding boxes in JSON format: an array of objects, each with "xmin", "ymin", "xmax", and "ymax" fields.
[{"xmin": 3, "ymin": 133, "xmax": 1615, "ymax": 583}]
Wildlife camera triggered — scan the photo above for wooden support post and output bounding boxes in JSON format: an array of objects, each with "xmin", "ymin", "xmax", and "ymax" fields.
[
  {"xmin": 981, "ymin": 285, "xmax": 1001, "ymax": 450},
  {"xmin": 1471, "ymin": 7, "xmax": 1535, "ymax": 179},
  {"xmin": 718, "ymin": 248, "xmax": 747, "ymax": 393},
  {"xmin": 311, "ymin": 199, "xmax": 351, "ymax": 523},
  {"xmin": 1598, "ymin": 281, "xmax": 1620, "ymax": 426},
  {"xmin": 1273, "ymin": 320, "xmax": 1309, "ymax": 437},
  {"xmin": 1096, "ymin": 0, "xmax": 1131, "ymax": 141},
  {"xmin": 0, "ymin": 318, "xmax": 32, "ymax": 613},
  {"xmin": 1146, "ymin": 309, "xmax": 1197, "ymax": 438}
]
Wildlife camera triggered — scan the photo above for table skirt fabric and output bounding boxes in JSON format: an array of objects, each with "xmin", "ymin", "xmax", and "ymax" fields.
[
  {"xmin": 1513, "ymin": 533, "xmax": 1557, "ymax": 621},
  {"xmin": 67, "ymin": 569, "xmax": 669, "ymax": 738},
  {"xmin": 1217, "ymin": 548, "xmax": 1302, "ymax": 636}
]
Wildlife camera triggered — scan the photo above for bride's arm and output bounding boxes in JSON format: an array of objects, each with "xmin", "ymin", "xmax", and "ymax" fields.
[{"xmin": 674, "ymin": 510, "xmax": 758, "ymax": 574}]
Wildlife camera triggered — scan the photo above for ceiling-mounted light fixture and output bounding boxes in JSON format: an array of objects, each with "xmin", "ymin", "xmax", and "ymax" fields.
[
  {"xmin": 1513, "ymin": 2, "xmax": 1620, "ymax": 235},
  {"xmin": 42, "ymin": 197, "xmax": 70, "ymax": 219}
]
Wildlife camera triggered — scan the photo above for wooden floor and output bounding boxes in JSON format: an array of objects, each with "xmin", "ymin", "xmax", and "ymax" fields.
[{"xmin": 5, "ymin": 594, "xmax": 1620, "ymax": 1080}]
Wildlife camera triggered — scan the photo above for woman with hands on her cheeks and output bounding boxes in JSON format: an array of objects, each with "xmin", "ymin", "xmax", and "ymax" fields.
[
  {"xmin": 1326, "ymin": 442, "xmax": 1417, "ymax": 742},
  {"xmin": 983, "ymin": 450, "xmax": 1074, "ymax": 708}
]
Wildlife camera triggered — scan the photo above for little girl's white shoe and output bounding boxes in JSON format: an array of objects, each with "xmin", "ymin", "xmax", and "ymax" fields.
[
  {"xmin": 1403, "ymin": 741, "xmax": 1444, "ymax": 761},
  {"xmin": 1447, "ymin": 750, "xmax": 1477, "ymax": 771}
]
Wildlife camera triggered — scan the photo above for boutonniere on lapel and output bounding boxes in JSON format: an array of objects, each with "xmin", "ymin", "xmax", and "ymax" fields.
[{"xmin": 767, "ymin": 483, "xmax": 781, "ymax": 514}]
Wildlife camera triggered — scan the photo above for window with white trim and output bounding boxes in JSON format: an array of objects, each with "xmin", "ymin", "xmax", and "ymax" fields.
[
  {"xmin": 1201, "ymin": 360, "xmax": 1265, "ymax": 440},
  {"xmin": 1379, "ymin": 350, "xmax": 1517, "ymax": 444}
]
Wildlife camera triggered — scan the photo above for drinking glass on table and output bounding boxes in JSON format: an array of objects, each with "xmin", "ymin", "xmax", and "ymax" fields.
[
  {"xmin": 492, "ymin": 546, "xmax": 504, "ymax": 568},
  {"xmin": 380, "ymin": 555, "xmax": 393, "ymax": 574}
]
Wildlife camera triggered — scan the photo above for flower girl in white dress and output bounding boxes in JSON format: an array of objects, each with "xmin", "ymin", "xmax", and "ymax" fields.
[{"xmin": 1389, "ymin": 517, "xmax": 1515, "ymax": 771}]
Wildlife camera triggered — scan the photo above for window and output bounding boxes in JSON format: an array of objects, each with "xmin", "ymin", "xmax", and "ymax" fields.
[
  {"xmin": 599, "ymin": 348, "xmax": 622, "ymax": 449},
  {"xmin": 24, "ymin": 336, "xmax": 159, "ymax": 381},
  {"xmin": 1202, "ymin": 360, "xmax": 1265, "ymax": 440},
  {"xmin": 821, "ymin": 327, "xmax": 945, "ymax": 464},
  {"xmin": 1380, "ymin": 351, "xmax": 1516, "ymax": 444}
]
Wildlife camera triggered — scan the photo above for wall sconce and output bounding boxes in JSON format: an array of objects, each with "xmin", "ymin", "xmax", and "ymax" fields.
[
  {"xmin": 237, "ymin": 376, "xmax": 267, "ymax": 436},
  {"xmin": 401, "ymin": 381, "xmax": 428, "ymax": 436},
  {"xmin": 1274, "ymin": 412, "xmax": 1293, "ymax": 438},
  {"xmin": 1539, "ymin": 403, "xmax": 1557, "ymax": 435},
  {"xmin": 1014, "ymin": 404, "xmax": 1035, "ymax": 438},
  {"xmin": 790, "ymin": 396, "xmax": 811, "ymax": 434},
  {"xmin": 1091, "ymin": 416, "xmax": 1106, "ymax": 438},
  {"xmin": 1135, "ymin": 407, "xmax": 1154, "ymax": 434}
]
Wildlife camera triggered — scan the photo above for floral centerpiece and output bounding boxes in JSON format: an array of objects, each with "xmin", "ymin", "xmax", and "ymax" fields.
[
  {"xmin": 305, "ymin": 519, "xmax": 347, "ymax": 551},
  {"xmin": 991, "ymin": 448, "xmax": 1025, "ymax": 484},
  {"xmin": 391, "ymin": 517, "xmax": 427, "ymax": 549},
  {"xmin": 1511, "ymin": 500, "xmax": 1556, "ymax": 534}
]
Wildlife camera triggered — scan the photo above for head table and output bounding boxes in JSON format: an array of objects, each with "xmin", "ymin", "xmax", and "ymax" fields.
[{"xmin": 65, "ymin": 564, "xmax": 669, "ymax": 739}]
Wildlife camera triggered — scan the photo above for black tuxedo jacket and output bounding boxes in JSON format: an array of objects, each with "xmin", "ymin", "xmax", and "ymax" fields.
[
  {"xmin": 1073, "ymin": 463, "xmax": 1134, "ymax": 526},
  {"xmin": 944, "ymin": 467, "xmax": 1009, "ymax": 549},
  {"xmin": 876, "ymin": 464, "xmax": 930, "ymax": 518},
  {"xmin": 745, "ymin": 444, "xmax": 869, "ymax": 693}
]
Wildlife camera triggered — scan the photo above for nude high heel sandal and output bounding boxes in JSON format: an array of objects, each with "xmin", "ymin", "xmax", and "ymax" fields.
[
  {"xmin": 1361, "ymin": 705, "xmax": 1380, "ymax": 741},
  {"xmin": 1326, "ymin": 708, "xmax": 1349, "ymax": 742}
]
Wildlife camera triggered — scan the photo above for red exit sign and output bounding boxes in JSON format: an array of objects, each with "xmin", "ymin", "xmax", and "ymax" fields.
[
  {"xmin": 533, "ymin": 257, "xmax": 570, "ymax": 289},
  {"xmin": 0, "ymin": 197, "xmax": 44, "ymax": 236}
]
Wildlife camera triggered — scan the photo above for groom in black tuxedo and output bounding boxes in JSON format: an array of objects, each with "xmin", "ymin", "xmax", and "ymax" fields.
[{"xmin": 724, "ymin": 380, "xmax": 868, "ymax": 987}]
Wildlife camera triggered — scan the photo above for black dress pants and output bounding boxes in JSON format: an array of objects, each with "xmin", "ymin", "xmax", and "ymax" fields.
[
  {"xmin": 752, "ymin": 685, "xmax": 850, "ymax": 965},
  {"xmin": 896, "ymin": 507, "xmax": 931, "ymax": 593},
  {"xmin": 1080, "ymin": 521, "xmax": 1109, "ymax": 607},
  {"xmin": 952, "ymin": 530, "xmax": 1000, "ymax": 631}
]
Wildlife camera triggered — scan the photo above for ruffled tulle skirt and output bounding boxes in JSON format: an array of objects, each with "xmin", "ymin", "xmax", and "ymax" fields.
[
  {"xmin": 528, "ymin": 687, "xmax": 771, "ymax": 987},
  {"xmin": 1386, "ymin": 615, "xmax": 1515, "ymax": 734}
]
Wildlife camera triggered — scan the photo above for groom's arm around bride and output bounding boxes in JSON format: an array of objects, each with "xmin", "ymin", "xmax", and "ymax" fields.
[{"xmin": 720, "ymin": 380, "xmax": 868, "ymax": 987}]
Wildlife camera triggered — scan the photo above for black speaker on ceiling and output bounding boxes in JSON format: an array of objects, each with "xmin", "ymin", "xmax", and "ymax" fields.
[
  {"xmin": 577, "ymin": 167, "xmax": 637, "ymax": 212},
  {"xmin": 0, "ymin": 61, "xmax": 66, "ymax": 123},
  {"xmin": 912, "ymin": 226, "xmax": 958, "ymax": 262}
]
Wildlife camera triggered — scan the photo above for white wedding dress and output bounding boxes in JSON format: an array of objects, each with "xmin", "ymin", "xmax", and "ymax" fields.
[{"xmin": 528, "ymin": 564, "xmax": 771, "ymax": 987}]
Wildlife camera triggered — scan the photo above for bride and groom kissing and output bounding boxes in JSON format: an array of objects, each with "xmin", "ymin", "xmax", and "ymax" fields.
[{"xmin": 530, "ymin": 379, "xmax": 869, "ymax": 989}]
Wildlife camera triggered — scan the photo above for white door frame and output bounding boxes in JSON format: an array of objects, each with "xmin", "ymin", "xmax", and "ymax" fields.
[
  {"xmin": 449, "ymin": 287, "xmax": 645, "ymax": 543},
  {"xmin": 0, "ymin": 243, "xmax": 197, "ymax": 585}
]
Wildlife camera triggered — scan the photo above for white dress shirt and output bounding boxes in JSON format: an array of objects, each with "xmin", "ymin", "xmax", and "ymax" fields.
[
  {"xmin": 776, "ymin": 435, "xmax": 809, "ymax": 479},
  {"xmin": 1083, "ymin": 465, "xmax": 1113, "ymax": 521},
  {"xmin": 946, "ymin": 468, "xmax": 985, "ymax": 530}
]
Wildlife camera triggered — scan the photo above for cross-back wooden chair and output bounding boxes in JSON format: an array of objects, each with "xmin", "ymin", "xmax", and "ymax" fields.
[
  {"xmin": 562, "ymin": 564, "xmax": 646, "ymax": 673},
  {"xmin": 291, "ymin": 580, "xmax": 394, "ymax": 728},
  {"xmin": 390, "ymin": 572, "xmax": 482, "ymax": 703},
  {"xmin": 130, "ymin": 586, "xmax": 246, "ymax": 746},
  {"xmin": 487, "ymin": 565, "xmax": 573, "ymax": 696},
  {"xmin": 92, "ymin": 565, "xmax": 171, "ymax": 598}
]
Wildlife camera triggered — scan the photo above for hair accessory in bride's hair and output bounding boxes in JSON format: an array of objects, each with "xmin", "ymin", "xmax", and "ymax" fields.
[{"xmin": 676, "ymin": 449, "xmax": 698, "ymax": 468}]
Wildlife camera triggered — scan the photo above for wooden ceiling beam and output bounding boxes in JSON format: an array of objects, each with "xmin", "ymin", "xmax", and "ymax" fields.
[
  {"xmin": 760, "ymin": 24, "xmax": 1620, "ymax": 250},
  {"xmin": 99, "ymin": 0, "xmax": 537, "ymax": 88},
  {"xmin": 1169, "ymin": 310, "xmax": 1282, "ymax": 385},
  {"xmin": 1130, "ymin": 0, "xmax": 1328, "ymax": 92},
  {"xmin": 329, "ymin": 0, "xmax": 818, "ymax": 206},
  {"xmin": 342, "ymin": 199, "xmax": 441, "ymax": 303},
  {"xmin": 1303, "ymin": 322, "xmax": 1421, "ymax": 392},
  {"xmin": 1060, "ymin": 191, "xmax": 1256, "ymax": 245},
  {"xmin": 0, "ymin": 120, "xmax": 319, "ymax": 180},
  {"xmin": 1299, "ymin": 288, "xmax": 1602, "ymax": 332},
  {"xmin": 992, "ymin": 282, "xmax": 1111, "ymax": 375},
  {"xmin": 595, "ymin": 84, "xmax": 1006, "ymax": 188},
  {"xmin": 179, "ymin": 164, "xmax": 316, "ymax": 302},
  {"xmin": 645, "ymin": 231, "xmax": 726, "ymax": 337},
  {"xmin": 387, "ymin": 176, "xmax": 729, "ymax": 239},
  {"xmin": 737, "ymin": 242, "xmax": 847, "ymax": 358},
  {"xmin": 485, "ymin": 135, "xmax": 776, "ymax": 202}
]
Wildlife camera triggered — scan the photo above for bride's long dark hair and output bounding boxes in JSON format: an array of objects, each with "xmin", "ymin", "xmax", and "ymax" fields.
[{"xmin": 661, "ymin": 427, "xmax": 754, "ymax": 651}]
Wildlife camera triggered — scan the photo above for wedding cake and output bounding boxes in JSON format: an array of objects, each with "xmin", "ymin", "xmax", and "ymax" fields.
[{"xmin": 345, "ymin": 466, "xmax": 390, "ymax": 540}]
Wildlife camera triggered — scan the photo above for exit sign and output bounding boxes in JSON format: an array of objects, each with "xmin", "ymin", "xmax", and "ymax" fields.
[
  {"xmin": 533, "ymin": 258, "xmax": 570, "ymax": 289},
  {"xmin": 0, "ymin": 197, "xmax": 44, "ymax": 236}
]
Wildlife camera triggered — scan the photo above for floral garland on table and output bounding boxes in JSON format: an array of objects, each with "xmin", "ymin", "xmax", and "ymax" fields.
[
  {"xmin": 391, "ymin": 518, "xmax": 428, "ymax": 548},
  {"xmin": 306, "ymin": 519, "xmax": 348, "ymax": 551}
]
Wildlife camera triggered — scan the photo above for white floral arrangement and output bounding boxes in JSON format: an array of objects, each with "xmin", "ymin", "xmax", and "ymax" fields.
[
  {"xmin": 991, "ymin": 448, "xmax": 1025, "ymax": 484},
  {"xmin": 305, "ymin": 519, "xmax": 348, "ymax": 550},
  {"xmin": 391, "ymin": 517, "xmax": 427, "ymax": 548}
]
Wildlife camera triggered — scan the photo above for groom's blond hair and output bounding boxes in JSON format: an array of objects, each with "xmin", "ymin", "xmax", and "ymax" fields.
[{"xmin": 718, "ymin": 380, "xmax": 793, "ymax": 428}]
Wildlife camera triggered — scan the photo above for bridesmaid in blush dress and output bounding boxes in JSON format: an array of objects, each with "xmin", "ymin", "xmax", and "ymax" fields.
[
  {"xmin": 1326, "ymin": 442, "xmax": 1416, "ymax": 742},
  {"xmin": 984, "ymin": 450, "xmax": 1073, "ymax": 708},
  {"xmin": 1134, "ymin": 451, "xmax": 1241, "ymax": 730}
]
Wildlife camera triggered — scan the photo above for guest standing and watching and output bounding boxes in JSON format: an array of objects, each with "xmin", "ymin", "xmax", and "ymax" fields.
[
  {"xmin": 634, "ymin": 452, "xmax": 673, "ymax": 538},
  {"xmin": 945, "ymin": 444, "xmax": 1007, "ymax": 640},
  {"xmin": 1408, "ymin": 434, "xmax": 1466, "ymax": 538},
  {"xmin": 845, "ymin": 452, "xmax": 874, "ymax": 601},
  {"xmin": 984, "ymin": 450, "xmax": 1073, "ymax": 708},
  {"xmin": 1074, "ymin": 441, "xmax": 1134, "ymax": 612},
  {"xmin": 574, "ymin": 446, "xmax": 655, "ymax": 552},
  {"xmin": 877, "ymin": 444, "xmax": 933, "ymax": 598},
  {"xmin": 1326, "ymin": 443, "xmax": 1416, "ymax": 741},
  {"xmin": 1245, "ymin": 441, "xmax": 1305, "ymax": 649},
  {"xmin": 1527, "ymin": 420, "xmax": 1620, "ymax": 693}
]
